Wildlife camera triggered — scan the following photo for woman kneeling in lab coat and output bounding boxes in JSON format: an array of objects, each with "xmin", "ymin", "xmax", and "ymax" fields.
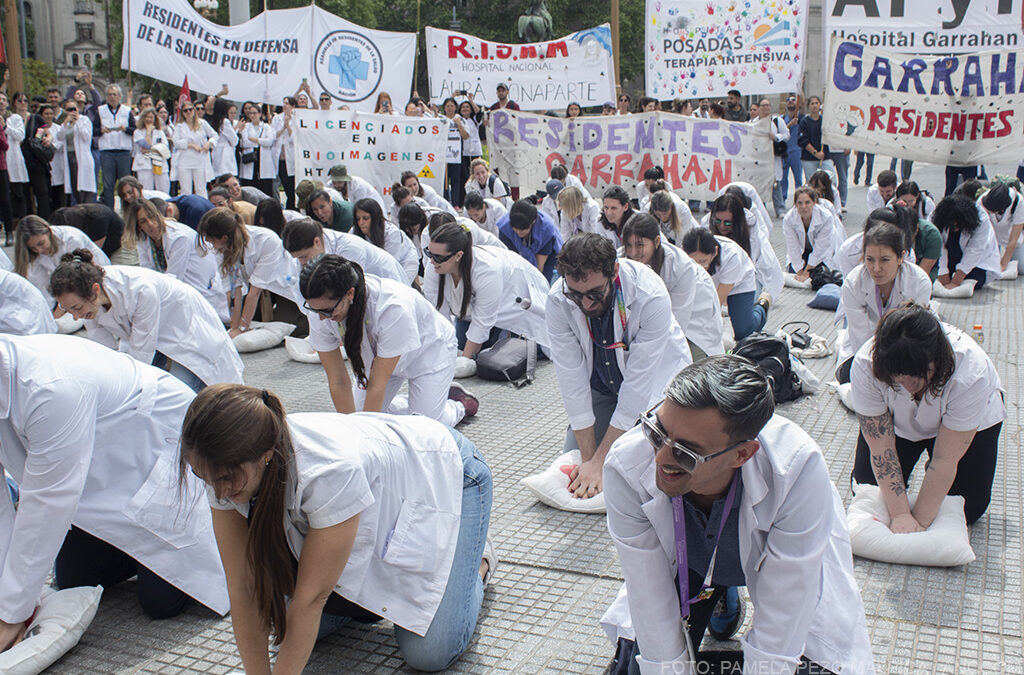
[
  {"xmin": 621, "ymin": 213, "xmax": 724, "ymax": 360},
  {"xmin": 48, "ymin": 250, "xmax": 243, "ymax": 392},
  {"xmin": 299, "ymin": 255, "xmax": 478, "ymax": 424},
  {"xmin": 179, "ymin": 384, "xmax": 494, "ymax": 673},
  {"xmin": 351, "ymin": 198, "xmax": 420, "ymax": 284},
  {"xmin": 0, "ymin": 334, "xmax": 228, "ymax": 652},
  {"xmin": 13, "ymin": 215, "xmax": 110, "ymax": 298},
  {"xmin": 422, "ymin": 221, "xmax": 550, "ymax": 359}
]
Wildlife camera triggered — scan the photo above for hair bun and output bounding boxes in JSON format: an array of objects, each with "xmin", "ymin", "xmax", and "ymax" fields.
[{"xmin": 59, "ymin": 248, "xmax": 95, "ymax": 265}]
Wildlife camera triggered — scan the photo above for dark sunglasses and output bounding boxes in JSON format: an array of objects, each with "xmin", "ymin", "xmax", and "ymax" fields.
[
  {"xmin": 319, "ymin": 96, "xmax": 331, "ymax": 101},
  {"xmin": 182, "ymin": 107, "xmax": 195, "ymax": 112},
  {"xmin": 65, "ymin": 107, "xmax": 77, "ymax": 113},
  {"xmin": 561, "ymin": 277, "xmax": 609, "ymax": 305},
  {"xmin": 302, "ymin": 296, "xmax": 343, "ymax": 318},
  {"xmin": 640, "ymin": 403, "xmax": 748, "ymax": 472},
  {"xmin": 423, "ymin": 247, "xmax": 457, "ymax": 264}
]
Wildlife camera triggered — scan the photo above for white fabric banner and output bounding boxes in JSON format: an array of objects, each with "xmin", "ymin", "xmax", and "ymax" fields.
[
  {"xmin": 824, "ymin": 0, "xmax": 1024, "ymax": 55},
  {"xmin": 291, "ymin": 109, "xmax": 448, "ymax": 198},
  {"xmin": 425, "ymin": 25, "xmax": 616, "ymax": 110},
  {"xmin": 486, "ymin": 110, "xmax": 773, "ymax": 201},
  {"xmin": 122, "ymin": 0, "xmax": 415, "ymax": 109},
  {"xmin": 822, "ymin": 40, "xmax": 1024, "ymax": 166},
  {"xmin": 644, "ymin": 0, "xmax": 808, "ymax": 100}
]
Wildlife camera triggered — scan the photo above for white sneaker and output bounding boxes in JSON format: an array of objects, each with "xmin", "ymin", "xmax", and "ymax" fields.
[{"xmin": 482, "ymin": 537, "xmax": 498, "ymax": 589}]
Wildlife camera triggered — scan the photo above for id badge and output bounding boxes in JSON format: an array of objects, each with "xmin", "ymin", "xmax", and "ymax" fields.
[{"xmin": 695, "ymin": 587, "xmax": 715, "ymax": 602}]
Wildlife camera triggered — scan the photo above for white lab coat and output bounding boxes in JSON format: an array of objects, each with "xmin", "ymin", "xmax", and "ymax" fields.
[
  {"xmin": 464, "ymin": 174, "xmax": 511, "ymax": 208},
  {"xmin": 836, "ymin": 232, "xmax": 917, "ymax": 277},
  {"xmin": 0, "ymin": 334, "xmax": 229, "ymax": 623},
  {"xmin": 711, "ymin": 235, "xmax": 758, "ymax": 296},
  {"xmin": 5, "ymin": 115, "xmax": 28, "ymax": 183},
  {"xmin": 699, "ymin": 207, "xmax": 782, "ymax": 299},
  {"xmin": 979, "ymin": 189, "xmax": 1024, "ymax": 249},
  {"xmin": 137, "ymin": 219, "xmax": 229, "ymax": 321},
  {"xmin": 212, "ymin": 118, "xmax": 239, "ymax": 177},
  {"xmin": 0, "ymin": 249, "xmax": 11, "ymax": 272},
  {"xmin": 237, "ymin": 121, "xmax": 275, "ymax": 181},
  {"xmin": 635, "ymin": 177, "xmax": 675, "ymax": 206},
  {"xmin": 387, "ymin": 195, "xmax": 432, "ymax": 227},
  {"xmin": 718, "ymin": 181, "xmax": 775, "ymax": 237},
  {"xmin": 131, "ymin": 127, "xmax": 168, "ymax": 173},
  {"xmin": 602, "ymin": 417, "xmax": 876, "ymax": 675},
  {"xmin": 851, "ymin": 324, "xmax": 1005, "ymax": 440},
  {"xmin": 305, "ymin": 275, "xmax": 462, "ymax": 426},
  {"xmin": 342, "ymin": 175, "xmax": 386, "ymax": 212},
  {"xmin": 25, "ymin": 225, "xmax": 110, "ymax": 296},
  {"xmin": 83, "ymin": 266, "xmax": 243, "ymax": 386},
  {"xmin": 640, "ymin": 191, "xmax": 699, "ymax": 245},
  {"xmin": 209, "ymin": 412, "xmax": 463, "ymax": 636},
  {"xmin": 770, "ymin": 115, "xmax": 791, "ymax": 182},
  {"xmin": 368, "ymin": 222, "xmax": 419, "ymax": 283},
  {"xmin": 318, "ymin": 229, "xmax": 408, "ymax": 284},
  {"xmin": 936, "ymin": 207, "xmax": 1003, "ymax": 278},
  {"xmin": 835, "ymin": 261, "xmax": 932, "ymax": 367},
  {"xmin": 470, "ymin": 199, "xmax": 508, "ymax": 237},
  {"xmin": 49, "ymin": 124, "xmax": 65, "ymax": 188},
  {"xmin": 783, "ymin": 205, "xmax": 840, "ymax": 271},
  {"xmin": 546, "ymin": 258, "xmax": 692, "ymax": 433},
  {"xmin": 657, "ymin": 243, "xmax": 724, "ymax": 355},
  {"xmin": 418, "ymin": 183, "xmax": 457, "ymax": 215},
  {"xmin": 270, "ymin": 113, "xmax": 293, "ymax": 177},
  {"xmin": 865, "ymin": 184, "xmax": 886, "ymax": 212},
  {"xmin": 559, "ymin": 195, "xmax": 604, "ymax": 242},
  {"xmin": 216, "ymin": 225, "xmax": 301, "ymax": 302},
  {"xmin": 422, "ymin": 244, "xmax": 550, "ymax": 348},
  {"xmin": 0, "ymin": 269, "xmax": 58, "ymax": 334},
  {"xmin": 55, "ymin": 116, "xmax": 96, "ymax": 194}
]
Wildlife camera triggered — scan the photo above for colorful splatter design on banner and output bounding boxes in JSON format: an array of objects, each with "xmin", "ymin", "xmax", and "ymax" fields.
[{"xmin": 645, "ymin": 0, "xmax": 808, "ymax": 99}]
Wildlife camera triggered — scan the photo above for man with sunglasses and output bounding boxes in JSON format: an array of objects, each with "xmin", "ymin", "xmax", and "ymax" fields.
[
  {"xmin": 318, "ymin": 92, "xmax": 333, "ymax": 111},
  {"xmin": 602, "ymin": 356, "xmax": 874, "ymax": 675},
  {"xmin": 780, "ymin": 94, "xmax": 803, "ymax": 207},
  {"xmin": 546, "ymin": 233, "xmax": 691, "ymax": 500}
]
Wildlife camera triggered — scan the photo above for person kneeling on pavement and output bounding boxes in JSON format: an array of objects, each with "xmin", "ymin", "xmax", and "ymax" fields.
[{"xmin": 603, "ymin": 355, "xmax": 875, "ymax": 675}]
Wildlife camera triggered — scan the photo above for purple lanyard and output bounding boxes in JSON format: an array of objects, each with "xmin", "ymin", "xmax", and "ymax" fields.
[{"xmin": 670, "ymin": 472, "xmax": 739, "ymax": 621}]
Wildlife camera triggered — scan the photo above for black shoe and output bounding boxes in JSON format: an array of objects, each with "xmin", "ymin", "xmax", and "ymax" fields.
[
  {"xmin": 756, "ymin": 292, "xmax": 771, "ymax": 320},
  {"xmin": 708, "ymin": 587, "xmax": 746, "ymax": 641}
]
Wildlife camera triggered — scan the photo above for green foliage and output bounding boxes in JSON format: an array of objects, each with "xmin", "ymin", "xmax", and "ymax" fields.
[{"xmin": 22, "ymin": 59, "xmax": 59, "ymax": 99}]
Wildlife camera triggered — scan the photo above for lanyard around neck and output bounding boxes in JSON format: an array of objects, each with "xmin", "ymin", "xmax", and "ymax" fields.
[
  {"xmin": 586, "ymin": 275, "xmax": 628, "ymax": 351},
  {"xmin": 671, "ymin": 471, "xmax": 739, "ymax": 621}
]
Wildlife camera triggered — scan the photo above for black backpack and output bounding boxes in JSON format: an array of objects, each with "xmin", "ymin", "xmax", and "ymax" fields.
[
  {"xmin": 732, "ymin": 333, "xmax": 804, "ymax": 403},
  {"xmin": 488, "ymin": 173, "xmax": 511, "ymax": 198}
]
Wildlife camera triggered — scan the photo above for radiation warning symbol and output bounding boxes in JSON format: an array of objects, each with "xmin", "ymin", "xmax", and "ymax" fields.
[{"xmin": 418, "ymin": 165, "xmax": 435, "ymax": 179}]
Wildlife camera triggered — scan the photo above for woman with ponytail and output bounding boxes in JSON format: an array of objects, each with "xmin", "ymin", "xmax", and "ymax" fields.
[
  {"xmin": 298, "ymin": 254, "xmax": 478, "ymax": 423},
  {"xmin": 179, "ymin": 383, "xmax": 495, "ymax": 673},
  {"xmin": 423, "ymin": 220, "xmax": 550, "ymax": 359},
  {"xmin": 48, "ymin": 248, "xmax": 243, "ymax": 391},
  {"xmin": 196, "ymin": 207, "xmax": 300, "ymax": 337}
]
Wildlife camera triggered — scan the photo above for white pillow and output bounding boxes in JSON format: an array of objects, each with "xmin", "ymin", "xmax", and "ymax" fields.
[
  {"xmin": 283, "ymin": 336, "xmax": 320, "ymax": 363},
  {"xmin": 997, "ymin": 259, "xmax": 1019, "ymax": 280},
  {"xmin": 836, "ymin": 382, "xmax": 854, "ymax": 411},
  {"xmin": 0, "ymin": 585, "xmax": 103, "ymax": 675},
  {"xmin": 520, "ymin": 450, "xmax": 605, "ymax": 514},
  {"xmin": 232, "ymin": 321, "xmax": 296, "ymax": 353},
  {"xmin": 931, "ymin": 278, "xmax": 977, "ymax": 298},
  {"xmin": 846, "ymin": 484, "xmax": 975, "ymax": 567},
  {"xmin": 54, "ymin": 314, "xmax": 84, "ymax": 335},
  {"xmin": 783, "ymin": 272, "xmax": 813, "ymax": 289},
  {"xmin": 454, "ymin": 356, "xmax": 477, "ymax": 379}
]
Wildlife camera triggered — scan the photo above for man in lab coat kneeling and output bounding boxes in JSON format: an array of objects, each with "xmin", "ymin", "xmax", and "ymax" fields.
[{"xmin": 602, "ymin": 355, "xmax": 875, "ymax": 675}]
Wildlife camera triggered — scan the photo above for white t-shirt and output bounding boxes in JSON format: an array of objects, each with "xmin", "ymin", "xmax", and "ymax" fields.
[
  {"xmin": 980, "ymin": 188, "xmax": 1024, "ymax": 249},
  {"xmin": 445, "ymin": 115, "xmax": 464, "ymax": 164},
  {"xmin": 851, "ymin": 323, "xmax": 1005, "ymax": 441},
  {"xmin": 710, "ymin": 235, "xmax": 757, "ymax": 295}
]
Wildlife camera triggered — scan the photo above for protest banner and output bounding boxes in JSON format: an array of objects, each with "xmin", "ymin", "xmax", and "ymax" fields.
[
  {"xmin": 486, "ymin": 110, "xmax": 773, "ymax": 201},
  {"xmin": 291, "ymin": 110, "xmax": 448, "ymax": 198},
  {"xmin": 425, "ymin": 25, "xmax": 616, "ymax": 110},
  {"xmin": 824, "ymin": 0, "xmax": 1024, "ymax": 57},
  {"xmin": 821, "ymin": 40, "xmax": 1024, "ymax": 166},
  {"xmin": 123, "ymin": 0, "xmax": 415, "ymax": 109},
  {"xmin": 644, "ymin": 0, "xmax": 808, "ymax": 100}
]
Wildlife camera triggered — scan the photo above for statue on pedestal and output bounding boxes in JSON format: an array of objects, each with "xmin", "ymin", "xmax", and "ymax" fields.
[{"xmin": 518, "ymin": 0, "xmax": 553, "ymax": 43}]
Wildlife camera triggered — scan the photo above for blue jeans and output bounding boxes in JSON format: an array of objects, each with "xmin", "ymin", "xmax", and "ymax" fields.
[
  {"xmin": 727, "ymin": 290, "xmax": 766, "ymax": 341},
  {"xmin": 100, "ymin": 150, "xmax": 132, "ymax": 209},
  {"xmin": 151, "ymin": 352, "xmax": 206, "ymax": 393},
  {"xmin": 780, "ymin": 152, "xmax": 802, "ymax": 199},
  {"xmin": 853, "ymin": 152, "xmax": 874, "ymax": 183},
  {"xmin": 321, "ymin": 428, "xmax": 492, "ymax": 672},
  {"xmin": 830, "ymin": 152, "xmax": 850, "ymax": 206},
  {"xmin": 563, "ymin": 388, "xmax": 619, "ymax": 454},
  {"xmin": 1016, "ymin": 164, "xmax": 1024, "ymax": 184},
  {"xmin": 455, "ymin": 319, "xmax": 504, "ymax": 352},
  {"xmin": 889, "ymin": 158, "xmax": 914, "ymax": 181},
  {"xmin": 771, "ymin": 174, "xmax": 786, "ymax": 216},
  {"xmin": 801, "ymin": 158, "xmax": 835, "ymax": 184}
]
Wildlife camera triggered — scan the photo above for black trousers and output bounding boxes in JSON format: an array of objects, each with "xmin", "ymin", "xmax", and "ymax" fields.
[
  {"xmin": 852, "ymin": 422, "xmax": 1001, "ymax": 524},
  {"xmin": 55, "ymin": 525, "xmax": 189, "ymax": 619},
  {"xmin": 27, "ymin": 166, "xmax": 52, "ymax": 219},
  {"xmin": 612, "ymin": 566, "xmax": 835, "ymax": 675},
  {"xmin": 944, "ymin": 165, "xmax": 978, "ymax": 197},
  {"xmin": 0, "ymin": 169, "xmax": 14, "ymax": 235},
  {"xmin": 279, "ymin": 159, "xmax": 295, "ymax": 210}
]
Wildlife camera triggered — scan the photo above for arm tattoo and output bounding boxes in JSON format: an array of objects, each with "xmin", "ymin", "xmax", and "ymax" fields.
[
  {"xmin": 871, "ymin": 447, "xmax": 906, "ymax": 496},
  {"xmin": 857, "ymin": 413, "xmax": 894, "ymax": 439}
]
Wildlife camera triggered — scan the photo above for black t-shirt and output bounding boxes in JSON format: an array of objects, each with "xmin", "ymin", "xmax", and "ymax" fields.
[{"xmin": 58, "ymin": 203, "xmax": 126, "ymax": 255}]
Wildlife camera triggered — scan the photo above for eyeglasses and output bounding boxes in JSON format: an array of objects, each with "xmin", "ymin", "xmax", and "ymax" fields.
[
  {"xmin": 711, "ymin": 217, "xmax": 734, "ymax": 229},
  {"xmin": 423, "ymin": 246, "xmax": 457, "ymax": 264},
  {"xmin": 561, "ymin": 277, "xmax": 610, "ymax": 305},
  {"xmin": 182, "ymin": 107, "xmax": 195, "ymax": 112},
  {"xmin": 640, "ymin": 403, "xmax": 748, "ymax": 473},
  {"xmin": 319, "ymin": 97, "xmax": 331, "ymax": 102},
  {"xmin": 302, "ymin": 296, "xmax": 343, "ymax": 318}
]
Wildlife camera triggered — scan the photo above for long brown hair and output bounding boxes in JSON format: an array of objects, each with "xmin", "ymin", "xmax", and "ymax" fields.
[
  {"xmin": 14, "ymin": 215, "xmax": 57, "ymax": 278},
  {"xmin": 197, "ymin": 207, "xmax": 250, "ymax": 275},
  {"xmin": 123, "ymin": 198, "xmax": 168, "ymax": 249},
  {"xmin": 179, "ymin": 384, "xmax": 296, "ymax": 643},
  {"xmin": 428, "ymin": 220, "xmax": 474, "ymax": 319}
]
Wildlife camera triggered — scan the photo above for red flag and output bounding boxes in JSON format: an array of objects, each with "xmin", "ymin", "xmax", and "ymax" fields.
[
  {"xmin": 0, "ymin": 28, "xmax": 7, "ymax": 65},
  {"xmin": 175, "ymin": 75, "xmax": 190, "ymax": 124}
]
